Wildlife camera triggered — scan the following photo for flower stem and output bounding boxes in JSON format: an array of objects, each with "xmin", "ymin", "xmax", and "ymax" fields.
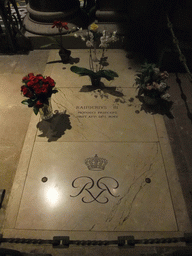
[
  {"xmin": 99, "ymin": 48, "xmax": 105, "ymax": 71},
  {"xmin": 89, "ymin": 48, "xmax": 94, "ymax": 72}
]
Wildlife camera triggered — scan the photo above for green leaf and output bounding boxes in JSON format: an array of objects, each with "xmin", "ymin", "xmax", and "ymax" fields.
[
  {"xmin": 135, "ymin": 78, "xmax": 141, "ymax": 84},
  {"xmin": 21, "ymin": 99, "xmax": 29, "ymax": 105},
  {"xmin": 97, "ymin": 70, "xmax": 118, "ymax": 81},
  {"xmin": 33, "ymin": 107, "xmax": 39, "ymax": 115},
  {"xmin": 52, "ymin": 89, "xmax": 58, "ymax": 94},
  {"xmin": 28, "ymin": 99, "xmax": 36, "ymax": 107},
  {"xmin": 70, "ymin": 66, "xmax": 96, "ymax": 77}
]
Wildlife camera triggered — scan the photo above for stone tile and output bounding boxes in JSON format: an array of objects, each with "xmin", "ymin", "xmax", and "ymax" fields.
[
  {"xmin": 0, "ymin": 107, "xmax": 32, "ymax": 146},
  {"xmin": 36, "ymin": 87, "xmax": 158, "ymax": 142},
  {"xmin": 154, "ymin": 114, "xmax": 192, "ymax": 232},
  {"xmin": 3, "ymin": 114, "xmax": 40, "ymax": 229},
  {"xmin": 0, "ymin": 74, "xmax": 29, "ymax": 108},
  {"xmin": 15, "ymin": 142, "xmax": 177, "ymax": 231},
  {"xmin": 0, "ymin": 55, "xmax": 20, "ymax": 74},
  {"xmin": 13, "ymin": 50, "xmax": 50, "ymax": 75},
  {"xmin": 0, "ymin": 145, "xmax": 19, "ymax": 189}
]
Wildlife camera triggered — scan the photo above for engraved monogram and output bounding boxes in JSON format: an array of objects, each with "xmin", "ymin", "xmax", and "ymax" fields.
[
  {"xmin": 70, "ymin": 154, "xmax": 120, "ymax": 204},
  {"xmin": 70, "ymin": 176, "xmax": 120, "ymax": 204}
]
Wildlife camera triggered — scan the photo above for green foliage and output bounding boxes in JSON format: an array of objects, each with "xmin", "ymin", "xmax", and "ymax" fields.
[
  {"xmin": 33, "ymin": 106, "xmax": 39, "ymax": 115},
  {"xmin": 70, "ymin": 66, "xmax": 118, "ymax": 81},
  {"xmin": 135, "ymin": 63, "xmax": 159, "ymax": 86},
  {"xmin": 70, "ymin": 66, "xmax": 96, "ymax": 77},
  {"xmin": 52, "ymin": 89, "xmax": 58, "ymax": 94},
  {"xmin": 97, "ymin": 70, "xmax": 118, "ymax": 81},
  {"xmin": 21, "ymin": 99, "xmax": 29, "ymax": 105},
  {"xmin": 22, "ymin": 99, "xmax": 39, "ymax": 114},
  {"xmin": 21, "ymin": 98, "xmax": 37, "ymax": 107}
]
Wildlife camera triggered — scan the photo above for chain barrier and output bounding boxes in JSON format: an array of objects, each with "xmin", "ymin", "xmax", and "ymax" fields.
[
  {"xmin": 166, "ymin": 14, "xmax": 192, "ymax": 81},
  {"xmin": 0, "ymin": 234, "xmax": 192, "ymax": 248}
]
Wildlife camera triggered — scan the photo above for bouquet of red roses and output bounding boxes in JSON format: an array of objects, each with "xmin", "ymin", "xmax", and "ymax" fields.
[{"xmin": 21, "ymin": 73, "xmax": 58, "ymax": 115}]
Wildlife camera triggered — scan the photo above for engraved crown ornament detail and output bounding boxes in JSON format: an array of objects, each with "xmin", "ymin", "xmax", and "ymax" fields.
[{"xmin": 85, "ymin": 154, "xmax": 108, "ymax": 171}]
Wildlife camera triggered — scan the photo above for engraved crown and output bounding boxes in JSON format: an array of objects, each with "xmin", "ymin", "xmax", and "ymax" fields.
[{"xmin": 85, "ymin": 154, "xmax": 108, "ymax": 171}]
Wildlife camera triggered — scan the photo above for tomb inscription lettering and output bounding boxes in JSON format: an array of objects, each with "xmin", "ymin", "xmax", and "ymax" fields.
[{"xmin": 76, "ymin": 105, "xmax": 119, "ymax": 119}]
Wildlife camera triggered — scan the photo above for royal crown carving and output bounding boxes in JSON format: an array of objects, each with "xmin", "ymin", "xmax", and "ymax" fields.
[{"xmin": 85, "ymin": 154, "xmax": 108, "ymax": 171}]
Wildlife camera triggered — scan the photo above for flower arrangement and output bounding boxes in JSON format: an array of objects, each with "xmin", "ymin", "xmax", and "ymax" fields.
[
  {"xmin": 21, "ymin": 73, "xmax": 58, "ymax": 115},
  {"xmin": 70, "ymin": 23, "xmax": 119, "ymax": 87},
  {"xmin": 135, "ymin": 63, "xmax": 170, "ymax": 103},
  {"xmin": 41, "ymin": 21, "xmax": 74, "ymax": 63}
]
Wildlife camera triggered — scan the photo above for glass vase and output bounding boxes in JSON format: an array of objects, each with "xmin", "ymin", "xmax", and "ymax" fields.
[{"xmin": 39, "ymin": 98, "xmax": 53, "ymax": 120}]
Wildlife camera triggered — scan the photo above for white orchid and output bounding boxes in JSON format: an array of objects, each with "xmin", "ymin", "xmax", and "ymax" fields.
[
  {"xmin": 99, "ymin": 30, "xmax": 118, "ymax": 48},
  {"xmin": 86, "ymin": 40, "xmax": 93, "ymax": 47}
]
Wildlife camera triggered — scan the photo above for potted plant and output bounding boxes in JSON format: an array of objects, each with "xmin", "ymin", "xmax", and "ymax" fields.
[
  {"xmin": 21, "ymin": 73, "xmax": 58, "ymax": 120},
  {"xmin": 135, "ymin": 63, "xmax": 170, "ymax": 105},
  {"xmin": 41, "ymin": 21, "xmax": 73, "ymax": 63},
  {"xmin": 70, "ymin": 23, "xmax": 119, "ymax": 87}
]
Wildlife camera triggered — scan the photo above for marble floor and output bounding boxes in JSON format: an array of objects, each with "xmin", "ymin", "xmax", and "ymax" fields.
[{"xmin": 1, "ymin": 49, "xmax": 192, "ymax": 254}]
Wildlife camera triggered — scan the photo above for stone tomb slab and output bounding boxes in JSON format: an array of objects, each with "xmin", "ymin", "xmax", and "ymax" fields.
[
  {"xmin": 15, "ymin": 142, "xmax": 177, "ymax": 231},
  {"xmin": 36, "ymin": 87, "xmax": 158, "ymax": 142}
]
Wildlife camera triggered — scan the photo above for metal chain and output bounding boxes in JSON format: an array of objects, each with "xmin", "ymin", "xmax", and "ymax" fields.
[
  {"xmin": 0, "ymin": 234, "xmax": 192, "ymax": 248},
  {"xmin": 166, "ymin": 14, "xmax": 192, "ymax": 81}
]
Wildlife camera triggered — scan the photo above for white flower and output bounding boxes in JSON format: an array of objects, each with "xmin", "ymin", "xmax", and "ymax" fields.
[
  {"xmin": 153, "ymin": 67, "xmax": 160, "ymax": 75},
  {"xmin": 111, "ymin": 35, "xmax": 118, "ymax": 42},
  {"xmin": 102, "ymin": 30, "xmax": 106, "ymax": 36},
  {"xmin": 86, "ymin": 40, "xmax": 93, "ymax": 47},
  {"xmin": 81, "ymin": 36, "xmax": 86, "ymax": 41},
  {"xmin": 89, "ymin": 31, "xmax": 94, "ymax": 38},
  {"xmin": 74, "ymin": 33, "xmax": 79, "ymax": 38},
  {"xmin": 158, "ymin": 82, "xmax": 167, "ymax": 92},
  {"xmin": 99, "ymin": 43, "xmax": 108, "ymax": 48},
  {"xmin": 161, "ymin": 93, "xmax": 170, "ymax": 100}
]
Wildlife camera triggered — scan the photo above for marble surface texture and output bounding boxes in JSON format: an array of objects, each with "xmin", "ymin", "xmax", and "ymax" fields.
[
  {"xmin": 15, "ymin": 142, "xmax": 177, "ymax": 231},
  {"xmin": 3, "ymin": 50, "xmax": 191, "ymax": 238}
]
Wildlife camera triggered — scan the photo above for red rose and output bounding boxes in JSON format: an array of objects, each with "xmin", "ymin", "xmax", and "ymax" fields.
[
  {"xmin": 41, "ymin": 87, "xmax": 48, "ymax": 94},
  {"xmin": 36, "ymin": 74, "xmax": 44, "ymax": 80},
  {"xmin": 28, "ymin": 76, "xmax": 39, "ymax": 83},
  {"xmin": 35, "ymin": 100, "xmax": 43, "ymax": 108},
  {"xmin": 44, "ymin": 76, "xmax": 55, "ymax": 87},
  {"xmin": 28, "ymin": 73, "xmax": 34, "ymax": 78},
  {"xmin": 21, "ymin": 86, "xmax": 33, "ymax": 98},
  {"xmin": 34, "ymin": 87, "xmax": 42, "ymax": 94},
  {"xmin": 22, "ymin": 76, "xmax": 28, "ymax": 82},
  {"xmin": 27, "ymin": 80, "xmax": 35, "ymax": 87}
]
